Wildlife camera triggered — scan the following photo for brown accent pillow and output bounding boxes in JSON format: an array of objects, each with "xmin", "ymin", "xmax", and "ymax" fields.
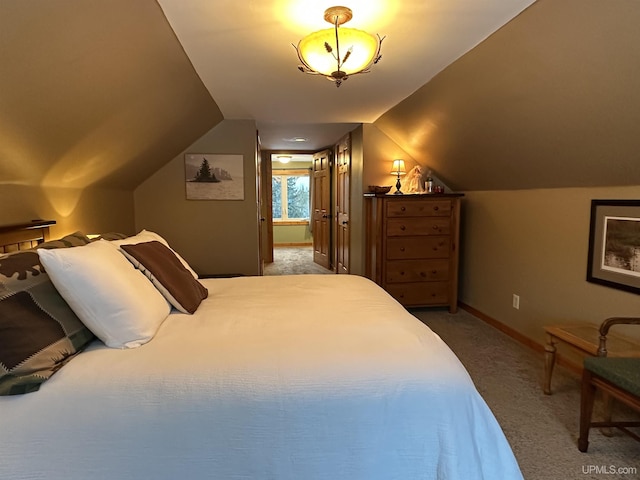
[{"xmin": 120, "ymin": 241, "xmax": 208, "ymax": 314}]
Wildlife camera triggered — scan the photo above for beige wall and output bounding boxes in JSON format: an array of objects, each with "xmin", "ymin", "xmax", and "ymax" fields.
[
  {"xmin": 273, "ymin": 224, "xmax": 311, "ymax": 245},
  {"xmin": 0, "ymin": 0, "xmax": 219, "ymax": 241},
  {"xmin": 0, "ymin": 184, "xmax": 134, "ymax": 238},
  {"xmin": 134, "ymin": 120, "xmax": 260, "ymax": 277},
  {"xmin": 461, "ymin": 186, "xmax": 640, "ymax": 345},
  {"xmin": 361, "ymin": 124, "xmax": 418, "ymax": 191}
]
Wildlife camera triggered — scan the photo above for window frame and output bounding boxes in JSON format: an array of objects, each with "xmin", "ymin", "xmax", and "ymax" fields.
[{"xmin": 272, "ymin": 168, "xmax": 311, "ymax": 224}]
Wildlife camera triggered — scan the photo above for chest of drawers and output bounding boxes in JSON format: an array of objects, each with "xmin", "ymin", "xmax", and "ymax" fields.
[{"xmin": 364, "ymin": 194, "xmax": 463, "ymax": 313}]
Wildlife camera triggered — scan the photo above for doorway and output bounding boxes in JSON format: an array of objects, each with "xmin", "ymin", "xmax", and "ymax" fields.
[
  {"xmin": 259, "ymin": 137, "xmax": 351, "ymax": 276},
  {"xmin": 263, "ymin": 152, "xmax": 332, "ymax": 275}
]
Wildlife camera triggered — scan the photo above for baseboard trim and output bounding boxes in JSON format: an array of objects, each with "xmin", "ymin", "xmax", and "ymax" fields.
[{"xmin": 459, "ymin": 303, "xmax": 582, "ymax": 377}]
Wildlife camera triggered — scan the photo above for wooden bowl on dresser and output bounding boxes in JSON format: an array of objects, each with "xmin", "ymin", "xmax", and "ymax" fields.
[{"xmin": 368, "ymin": 185, "xmax": 392, "ymax": 195}]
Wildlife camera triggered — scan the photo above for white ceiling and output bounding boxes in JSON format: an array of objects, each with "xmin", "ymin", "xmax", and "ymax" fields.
[{"xmin": 157, "ymin": 0, "xmax": 535, "ymax": 150}]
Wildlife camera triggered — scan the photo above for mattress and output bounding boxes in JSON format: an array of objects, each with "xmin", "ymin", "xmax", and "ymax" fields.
[{"xmin": 0, "ymin": 274, "xmax": 522, "ymax": 479}]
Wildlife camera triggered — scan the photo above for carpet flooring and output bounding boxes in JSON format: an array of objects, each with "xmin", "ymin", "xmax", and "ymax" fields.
[
  {"xmin": 413, "ymin": 308, "xmax": 640, "ymax": 480},
  {"xmin": 263, "ymin": 246, "xmax": 333, "ymax": 275}
]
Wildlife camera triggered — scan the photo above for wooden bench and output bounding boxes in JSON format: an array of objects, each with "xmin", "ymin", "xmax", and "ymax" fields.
[
  {"xmin": 578, "ymin": 317, "xmax": 640, "ymax": 451},
  {"xmin": 543, "ymin": 324, "xmax": 640, "ymax": 395}
]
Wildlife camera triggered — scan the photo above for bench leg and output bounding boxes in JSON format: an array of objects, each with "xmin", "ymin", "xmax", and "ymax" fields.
[
  {"xmin": 578, "ymin": 368, "xmax": 596, "ymax": 452},
  {"xmin": 543, "ymin": 333, "xmax": 557, "ymax": 395}
]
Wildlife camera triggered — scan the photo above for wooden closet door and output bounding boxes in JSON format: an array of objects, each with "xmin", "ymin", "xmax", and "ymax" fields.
[
  {"xmin": 312, "ymin": 149, "xmax": 331, "ymax": 269},
  {"xmin": 335, "ymin": 135, "xmax": 350, "ymax": 274}
]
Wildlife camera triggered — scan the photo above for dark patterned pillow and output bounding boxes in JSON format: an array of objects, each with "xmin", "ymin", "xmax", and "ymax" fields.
[
  {"xmin": 92, "ymin": 232, "xmax": 130, "ymax": 241},
  {"xmin": 0, "ymin": 246, "xmax": 95, "ymax": 395},
  {"xmin": 37, "ymin": 231, "xmax": 91, "ymax": 249}
]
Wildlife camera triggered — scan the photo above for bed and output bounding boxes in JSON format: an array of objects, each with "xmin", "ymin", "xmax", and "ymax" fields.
[{"xmin": 0, "ymin": 223, "xmax": 523, "ymax": 480}]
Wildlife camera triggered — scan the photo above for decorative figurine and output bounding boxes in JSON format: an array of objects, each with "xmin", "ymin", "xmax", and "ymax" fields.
[{"xmin": 405, "ymin": 165, "xmax": 425, "ymax": 193}]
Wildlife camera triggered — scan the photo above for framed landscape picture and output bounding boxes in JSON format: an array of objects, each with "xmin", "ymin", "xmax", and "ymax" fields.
[
  {"xmin": 586, "ymin": 199, "xmax": 640, "ymax": 294},
  {"xmin": 185, "ymin": 154, "xmax": 244, "ymax": 200}
]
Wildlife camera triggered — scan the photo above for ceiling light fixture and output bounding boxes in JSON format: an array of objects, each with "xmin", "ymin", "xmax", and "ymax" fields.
[
  {"xmin": 293, "ymin": 6, "xmax": 384, "ymax": 87},
  {"xmin": 276, "ymin": 155, "xmax": 292, "ymax": 164}
]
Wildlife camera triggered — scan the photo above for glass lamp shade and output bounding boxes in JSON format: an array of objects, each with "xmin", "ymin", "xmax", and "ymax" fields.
[{"xmin": 297, "ymin": 27, "xmax": 380, "ymax": 76}]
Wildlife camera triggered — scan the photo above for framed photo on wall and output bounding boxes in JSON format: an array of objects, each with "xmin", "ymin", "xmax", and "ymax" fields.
[
  {"xmin": 185, "ymin": 154, "xmax": 244, "ymax": 200},
  {"xmin": 586, "ymin": 199, "xmax": 640, "ymax": 294}
]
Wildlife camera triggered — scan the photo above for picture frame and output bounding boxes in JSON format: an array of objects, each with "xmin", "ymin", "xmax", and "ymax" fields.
[
  {"xmin": 184, "ymin": 154, "xmax": 244, "ymax": 200},
  {"xmin": 586, "ymin": 199, "xmax": 640, "ymax": 294}
]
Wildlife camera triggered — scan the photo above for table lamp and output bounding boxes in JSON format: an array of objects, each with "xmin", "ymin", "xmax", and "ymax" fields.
[{"xmin": 390, "ymin": 159, "xmax": 406, "ymax": 195}]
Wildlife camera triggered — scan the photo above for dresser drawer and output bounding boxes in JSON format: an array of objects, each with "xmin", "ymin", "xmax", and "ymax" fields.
[
  {"xmin": 386, "ymin": 217, "xmax": 450, "ymax": 236},
  {"xmin": 386, "ymin": 200, "xmax": 451, "ymax": 218},
  {"xmin": 386, "ymin": 282, "xmax": 449, "ymax": 306},
  {"xmin": 386, "ymin": 236, "xmax": 450, "ymax": 260},
  {"xmin": 385, "ymin": 259, "xmax": 450, "ymax": 283}
]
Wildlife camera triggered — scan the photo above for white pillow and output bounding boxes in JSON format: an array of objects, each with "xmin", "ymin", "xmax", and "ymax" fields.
[
  {"xmin": 38, "ymin": 240, "xmax": 171, "ymax": 349},
  {"xmin": 111, "ymin": 230, "xmax": 199, "ymax": 279}
]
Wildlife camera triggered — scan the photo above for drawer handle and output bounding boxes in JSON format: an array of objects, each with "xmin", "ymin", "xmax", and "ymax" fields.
[
  {"xmin": 432, "ymin": 225, "xmax": 439, "ymax": 230},
  {"xmin": 433, "ymin": 206, "xmax": 439, "ymax": 211},
  {"xmin": 400, "ymin": 271, "xmax": 405, "ymax": 276},
  {"xmin": 420, "ymin": 272, "xmax": 426, "ymax": 277},
  {"xmin": 432, "ymin": 247, "xmax": 438, "ymax": 251},
  {"xmin": 432, "ymin": 270, "xmax": 438, "ymax": 274},
  {"xmin": 400, "ymin": 247, "xmax": 405, "ymax": 252},
  {"xmin": 400, "ymin": 206, "xmax": 406, "ymax": 211},
  {"xmin": 400, "ymin": 225, "xmax": 406, "ymax": 231}
]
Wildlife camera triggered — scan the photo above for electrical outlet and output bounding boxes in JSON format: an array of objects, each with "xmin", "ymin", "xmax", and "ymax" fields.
[{"xmin": 512, "ymin": 294, "xmax": 520, "ymax": 310}]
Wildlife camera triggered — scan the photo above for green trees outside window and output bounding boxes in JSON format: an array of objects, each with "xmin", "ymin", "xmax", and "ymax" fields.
[{"xmin": 272, "ymin": 171, "xmax": 310, "ymax": 221}]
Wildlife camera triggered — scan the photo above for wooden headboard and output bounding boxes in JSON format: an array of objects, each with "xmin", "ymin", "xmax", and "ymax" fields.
[{"xmin": 0, "ymin": 220, "xmax": 57, "ymax": 254}]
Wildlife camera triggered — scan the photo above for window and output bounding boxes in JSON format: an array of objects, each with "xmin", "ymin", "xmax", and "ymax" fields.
[{"xmin": 272, "ymin": 170, "xmax": 310, "ymax": 222}]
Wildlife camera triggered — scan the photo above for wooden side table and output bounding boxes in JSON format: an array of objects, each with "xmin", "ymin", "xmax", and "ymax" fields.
[{"xmin": 543, "ymin": 324, "xmax": 640, "ymax": 395}]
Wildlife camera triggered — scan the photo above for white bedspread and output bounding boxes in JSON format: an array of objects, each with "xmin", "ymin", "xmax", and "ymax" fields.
[{"xmin": 0, "ymin": 274, "xmax": 522, "ymax": 480}]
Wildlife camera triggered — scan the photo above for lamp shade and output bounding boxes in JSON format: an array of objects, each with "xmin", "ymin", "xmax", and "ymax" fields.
[
  {"xmin": 390, "ymin": 159, "xmax": 406, "ymax": 175},
  {"xmin": 297, "ymin": 27, "xmax": 380, "ymax": 76},
  {"xmin": 294, "ymin": 6, "xmax": 384, "ymax": 87}
]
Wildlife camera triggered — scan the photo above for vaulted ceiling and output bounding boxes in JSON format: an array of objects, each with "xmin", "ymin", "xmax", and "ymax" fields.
[
  {"xmin": 156, "ymin": 0, "xmax": 534, "ymax": 148},
  {"xmin": 376, "ymin": 0, "xmax": 640, "ymax": 190},
  {"xmin": 0, "ymin": 0, "xmax": 222, "ymax": 190},
  {"xmin": 1, "ymin": 0, "xmax": 638, "ymax": 192}
]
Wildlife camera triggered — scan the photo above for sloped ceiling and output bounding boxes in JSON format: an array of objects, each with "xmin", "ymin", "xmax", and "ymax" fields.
[
  {"xmin": 158, "ymin": 0, "xmax": 535, "ymax": 150},
  {"xmin": 375, "ymin": 0, "xmax": 640, "ymax": 191},
  {"xmin": 0, "ymin": 0, "xmax": 222, "ymax": 190},
  {"xmin": 2, "ymin": 0, "xmax": 637, "ymax": 193}
]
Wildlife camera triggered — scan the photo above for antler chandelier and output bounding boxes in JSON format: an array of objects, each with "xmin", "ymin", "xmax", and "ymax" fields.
[{"xmin": 293, "ymin": 6, "xmax": 384, "ymax": 87}]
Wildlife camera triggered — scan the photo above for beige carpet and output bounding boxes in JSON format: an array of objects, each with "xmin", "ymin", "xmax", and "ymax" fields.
[
  {"xmin": 263, "ymin": 246, "xmax": 333, "ymax": 275},
  {"xmin": 413, "ymin": 307, "xmax": 640, "ymax": 480}
]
